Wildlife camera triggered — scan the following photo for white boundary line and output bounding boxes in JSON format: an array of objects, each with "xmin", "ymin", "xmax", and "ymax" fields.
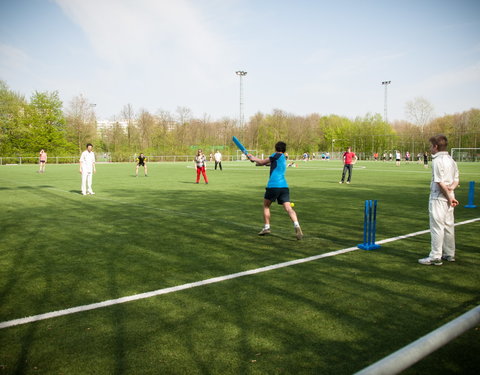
[{"xmin": 1, "ymin": 217, "xmax": 479, "ymax": 330}]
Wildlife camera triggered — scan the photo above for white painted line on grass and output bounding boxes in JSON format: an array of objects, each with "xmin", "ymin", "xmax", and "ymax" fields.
[{"xmin": 1, "ymin": 217, "xmax": 479, "ymax": 330}]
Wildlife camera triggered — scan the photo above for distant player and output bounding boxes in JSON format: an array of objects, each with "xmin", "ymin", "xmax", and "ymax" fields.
[
  {"xmin": 339, "ymin": 146, "xmax": 357, "ymax": 184},
  {"xmin": 423, "ymin": 151, "xmax": 429, "ymax": 169},
  {"xmin": 395, "ymin": 150, "xmax": 401, "ymax": 166},
  {"xmin": 38, "ymin": 149, "xmax": 47, "ymax": 173},
  {"xmin": 79, "ymin": 143, "xmax": 96, "ymax": 195},
  {"xmin": 136, "ymin": 153, "xmax": 148, "ymax": 177},
  {"xmin": 194, "ymin": 149, "xmax": 208, "ymax": 184},
  {"xmin": 214, "ymin": 150, "xmax": 222, "ymax": 171},
  {"xmin": 247, "ymin": 141, "xmax": 303, "ymax": 240}
]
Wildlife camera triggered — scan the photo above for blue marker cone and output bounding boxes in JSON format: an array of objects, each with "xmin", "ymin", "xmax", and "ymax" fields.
[{"xmin": 465, "ymin": 181, "xmax": 477, "ymax": 208}]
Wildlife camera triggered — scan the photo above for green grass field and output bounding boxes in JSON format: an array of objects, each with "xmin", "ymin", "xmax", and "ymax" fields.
[{"xmin": 0, "ymin": 160, "xmax": 479, "ymax": 374}]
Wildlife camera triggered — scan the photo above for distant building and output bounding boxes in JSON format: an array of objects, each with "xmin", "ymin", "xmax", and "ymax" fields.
[{"xmin": 96, "ymin": 120, "xmax": 130, "ymax": 132}]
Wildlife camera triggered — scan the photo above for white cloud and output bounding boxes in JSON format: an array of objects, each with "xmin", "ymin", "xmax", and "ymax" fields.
[
  {"xmin": 54, "ymin": 0, "xmax": 233, "ymax": 85},
  {"xmin": 420, "ymin": 62, "xmax": 480, "ymax": 91}
]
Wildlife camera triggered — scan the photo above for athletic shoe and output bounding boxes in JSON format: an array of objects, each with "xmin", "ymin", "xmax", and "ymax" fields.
[
  {"xmin": 418, "ymin": 257, "xmax": 443, "ymax": 266},
  {"xmin": 441, "ymin": 255, "xmax": 455, "ymax": 262},
  {"xmin": 88, "ymin": 192, "xmax": 95, "ymax": 195},
  {"xmin": 346, "ymin": 181, "xmax": 350, "ymax": 184},
  {"xmin": 295, "ymin": 226, "xmax": 303, "ymax": 240},
  {"xmin": 339, "ymin": 181, "xmax": 344, "ymax": 184},
  {"xmin": 258, "ymin": 228, "xmax": 271, "ymax": 235}
]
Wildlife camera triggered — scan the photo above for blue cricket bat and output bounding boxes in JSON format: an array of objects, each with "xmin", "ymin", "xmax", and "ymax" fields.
[{"xmin": 232, "ymin": 136, "xmax": 250, "ymax": 158}]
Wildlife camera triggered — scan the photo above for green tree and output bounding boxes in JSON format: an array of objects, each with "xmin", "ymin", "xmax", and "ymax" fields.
[
  {"xmin": 0, "ymin": 80, "xmax": 29, "ymax": 154},
  {"xmin": 24, "ymin": 91, "xmax": 74, "ymax": 155}
]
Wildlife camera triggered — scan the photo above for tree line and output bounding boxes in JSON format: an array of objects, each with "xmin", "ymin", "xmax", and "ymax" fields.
[{"xmin": 1, "ymin": 80, "xmax": 479, "ymax": 160}]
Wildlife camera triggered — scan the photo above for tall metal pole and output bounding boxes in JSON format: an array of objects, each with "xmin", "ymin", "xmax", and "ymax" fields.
[
  {"xmin": 236, "ymin": 71, "xmax": 247, "ymax": 127},
  {"xmin": 382, "ymin": 81, "xmax": 391, "ymax": 123}
]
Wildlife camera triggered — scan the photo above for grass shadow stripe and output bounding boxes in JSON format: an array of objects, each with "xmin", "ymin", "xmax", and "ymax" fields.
[{"xmin": 1, "ymin": 217, "xmax": 478, "ymax": 330}]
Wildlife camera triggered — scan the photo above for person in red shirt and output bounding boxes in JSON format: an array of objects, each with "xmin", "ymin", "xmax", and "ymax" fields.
[{"xmin": 339, "ymin": 147, "xmax": 358, "ymax": 184}]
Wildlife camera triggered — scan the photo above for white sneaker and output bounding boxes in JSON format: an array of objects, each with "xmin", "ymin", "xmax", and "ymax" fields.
[
  {"xmin": 88, "ymin": 192, "xmax": 95, "ymax": 195},
  {"xmin": 418, "ymin": 257, "xmax": 442, "ymax": 266}
]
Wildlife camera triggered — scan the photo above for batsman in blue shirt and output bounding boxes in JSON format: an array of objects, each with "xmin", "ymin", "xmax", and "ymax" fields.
[{"xmin": 248, "ymin": 141, "xmax": 303, "ymax": 240}]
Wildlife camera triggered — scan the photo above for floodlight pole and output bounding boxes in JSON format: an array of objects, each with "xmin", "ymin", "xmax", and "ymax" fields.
[
  {"xmin": 382, "ymin": 81, "xmax": 391, "ymax": 123},
  {"xmin": 236, "ymin": 71, "xmax": 247, "ymax": 127}
]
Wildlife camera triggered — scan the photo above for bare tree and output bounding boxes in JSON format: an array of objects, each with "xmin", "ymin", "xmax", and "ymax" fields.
[
  {"xmin": 136, "ymin": 109, "xmax": 156, "ymax": 150},
  {"xmin": 121, "ymin": 103, "xmax": 136, "ymax": 147},
  {"xmin": 405, "ymin": 97, "xmax": 435, "ymax": 128},
  {"xmin": 65, "ymin": 94, "xmax": 97, "ymax": 152},
  {"xmin": 176, "ymin": 106, "xmax": 192, "ymax": 125}
]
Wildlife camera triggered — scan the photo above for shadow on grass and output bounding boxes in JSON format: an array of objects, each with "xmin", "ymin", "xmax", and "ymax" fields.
[{"xmin": 1, "ymin": 171, "xmax": 479, "ymax": 374}]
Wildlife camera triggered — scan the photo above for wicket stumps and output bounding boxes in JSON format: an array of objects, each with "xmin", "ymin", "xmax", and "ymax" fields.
[
  {"xmin": 464, "ymin": 181, "xmax": 477, "ymax": 208},
  {"xmin": 358, "ymin": 199, "xmax": 381, "ymax": 250}
]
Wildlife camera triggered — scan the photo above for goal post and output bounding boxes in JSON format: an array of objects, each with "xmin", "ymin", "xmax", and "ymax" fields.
[{"xmin": 451, "ymin": 148, "xmax": 480, "ymax": 162}]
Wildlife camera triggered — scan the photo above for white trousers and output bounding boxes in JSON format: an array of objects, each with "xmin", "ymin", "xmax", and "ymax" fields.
[
  {"xmin": 81, "ymin": 171, "xmax": 93, "ymax": 195},
  {"xmin": 429, "ymin": 199, "xmax": 455, "ymax": 259}
]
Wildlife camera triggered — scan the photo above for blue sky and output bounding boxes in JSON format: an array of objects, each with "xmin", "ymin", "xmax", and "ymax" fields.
[{"xmin": 1, "ymin": 0, "xmax": 479, "ymax": 122}]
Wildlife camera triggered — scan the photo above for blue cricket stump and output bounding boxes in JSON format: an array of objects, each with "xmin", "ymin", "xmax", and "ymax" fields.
[
  {"xmin": 358, "ymin": 200, "xmax": 381, "ymax": 250},
  {"xmin": 464, "ymin": 181, "xmax": 477, "ymax": 208}
]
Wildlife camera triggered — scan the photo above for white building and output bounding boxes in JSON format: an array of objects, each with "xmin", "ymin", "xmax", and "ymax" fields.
[{"xmin": 96, "ymin": 120, "xmax": 130, "ymax": 131}]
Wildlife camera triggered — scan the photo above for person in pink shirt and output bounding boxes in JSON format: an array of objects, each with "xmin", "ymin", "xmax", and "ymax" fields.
[
  {"xmin": 38, "ymin": 149, "xmax": 47, "ymax": 173},
  {"xmin": 339, "ymin": 147, "xmax": 358, "ymax": 184}
]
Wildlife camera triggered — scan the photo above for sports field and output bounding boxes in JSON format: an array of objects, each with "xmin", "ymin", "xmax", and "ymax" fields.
[{"xmin": 0, "ymin": 160, "xmax": 479, "ymax": 374}]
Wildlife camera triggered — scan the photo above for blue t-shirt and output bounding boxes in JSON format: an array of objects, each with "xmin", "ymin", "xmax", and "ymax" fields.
[{"xmin": 267, "ymin": 152, "xmax": 288, "ymax": 188}]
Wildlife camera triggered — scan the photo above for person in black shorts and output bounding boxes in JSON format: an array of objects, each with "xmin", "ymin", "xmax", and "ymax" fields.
[
  {"xmin": 247, "ymin": 141, "xmax": 303, "ymax": 240},
  {"xmin": 136, "ymin": 153, "xmax": 148, "ymax": 177}
]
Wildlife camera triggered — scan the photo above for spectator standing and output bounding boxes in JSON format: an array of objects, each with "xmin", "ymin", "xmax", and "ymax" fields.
[
  {"xmin": 419, "ymin": 135, "xmax": 459, "ymax": 265},
  {"xmin": 194, "ymin": 149, "xmax": 209, "ymax": 184},
  {"xmin": 38, "ymin": 149, "xmax": 47, "ymax": 173},
  {"xmin": 339, "ymin": 147, "xmax": 358, "ymax": 184},
  {"xmin": 80, "ymin": 143, "xmax": 96, "ymax": 195},
  {"xmin": 214, "ymin": 150, "xmax": 222, "ymax": 171}
]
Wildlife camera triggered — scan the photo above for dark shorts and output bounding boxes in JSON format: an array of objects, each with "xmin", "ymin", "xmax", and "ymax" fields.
[
  {"xmin": 137, "ymin": 163, "xmax": 145, "ymax": 167},
  {"xmin": 40, "ymin": 160, "xmax": 46, "ymax": 163},
  {"xmin": 264, "ymin": 187, "xmax": 290, "ymax": 205}
]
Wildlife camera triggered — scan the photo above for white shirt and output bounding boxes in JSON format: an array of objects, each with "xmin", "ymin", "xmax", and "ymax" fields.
[
  {"xmin": 214, "ymin": 152, "xmax": 222, "ymax": 162},
  {"xmin": 430, "ymin": 151, "xmax": 459, "ymax": 201},
  {"xmin": 80, "ymin": 150, "xmax": 96, "ymax": 173}
]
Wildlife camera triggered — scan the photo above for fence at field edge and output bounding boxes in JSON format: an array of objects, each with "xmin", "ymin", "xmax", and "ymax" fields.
[
  {"xmin": 2, "ymin": 154, "xmax": 321, "ymax": 165},
  {"xmin": 354, "ymin": 305, "xmax": 480, "ymax": 375},
  {"xmin": 3, "ymin": 153, "xmax": 479, "ymax": 165}
]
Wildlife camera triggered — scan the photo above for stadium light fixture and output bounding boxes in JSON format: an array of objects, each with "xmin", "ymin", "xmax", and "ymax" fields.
[
  {"xmin": 381, "ymin": 81, "xmax": 391, "ymax": 123},
  {"xmin": 235, "ymin": 71, "xmax": 247, "ymax": 127}
]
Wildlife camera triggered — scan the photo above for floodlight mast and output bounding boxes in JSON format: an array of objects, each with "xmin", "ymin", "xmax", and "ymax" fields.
[
  {"xmin": 235, "ymin": 71, "xmax": 247, "ymax": 127},
  {"xmin": 382, "ymin": 81, "xmax": 391, "ymax": 123}
]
